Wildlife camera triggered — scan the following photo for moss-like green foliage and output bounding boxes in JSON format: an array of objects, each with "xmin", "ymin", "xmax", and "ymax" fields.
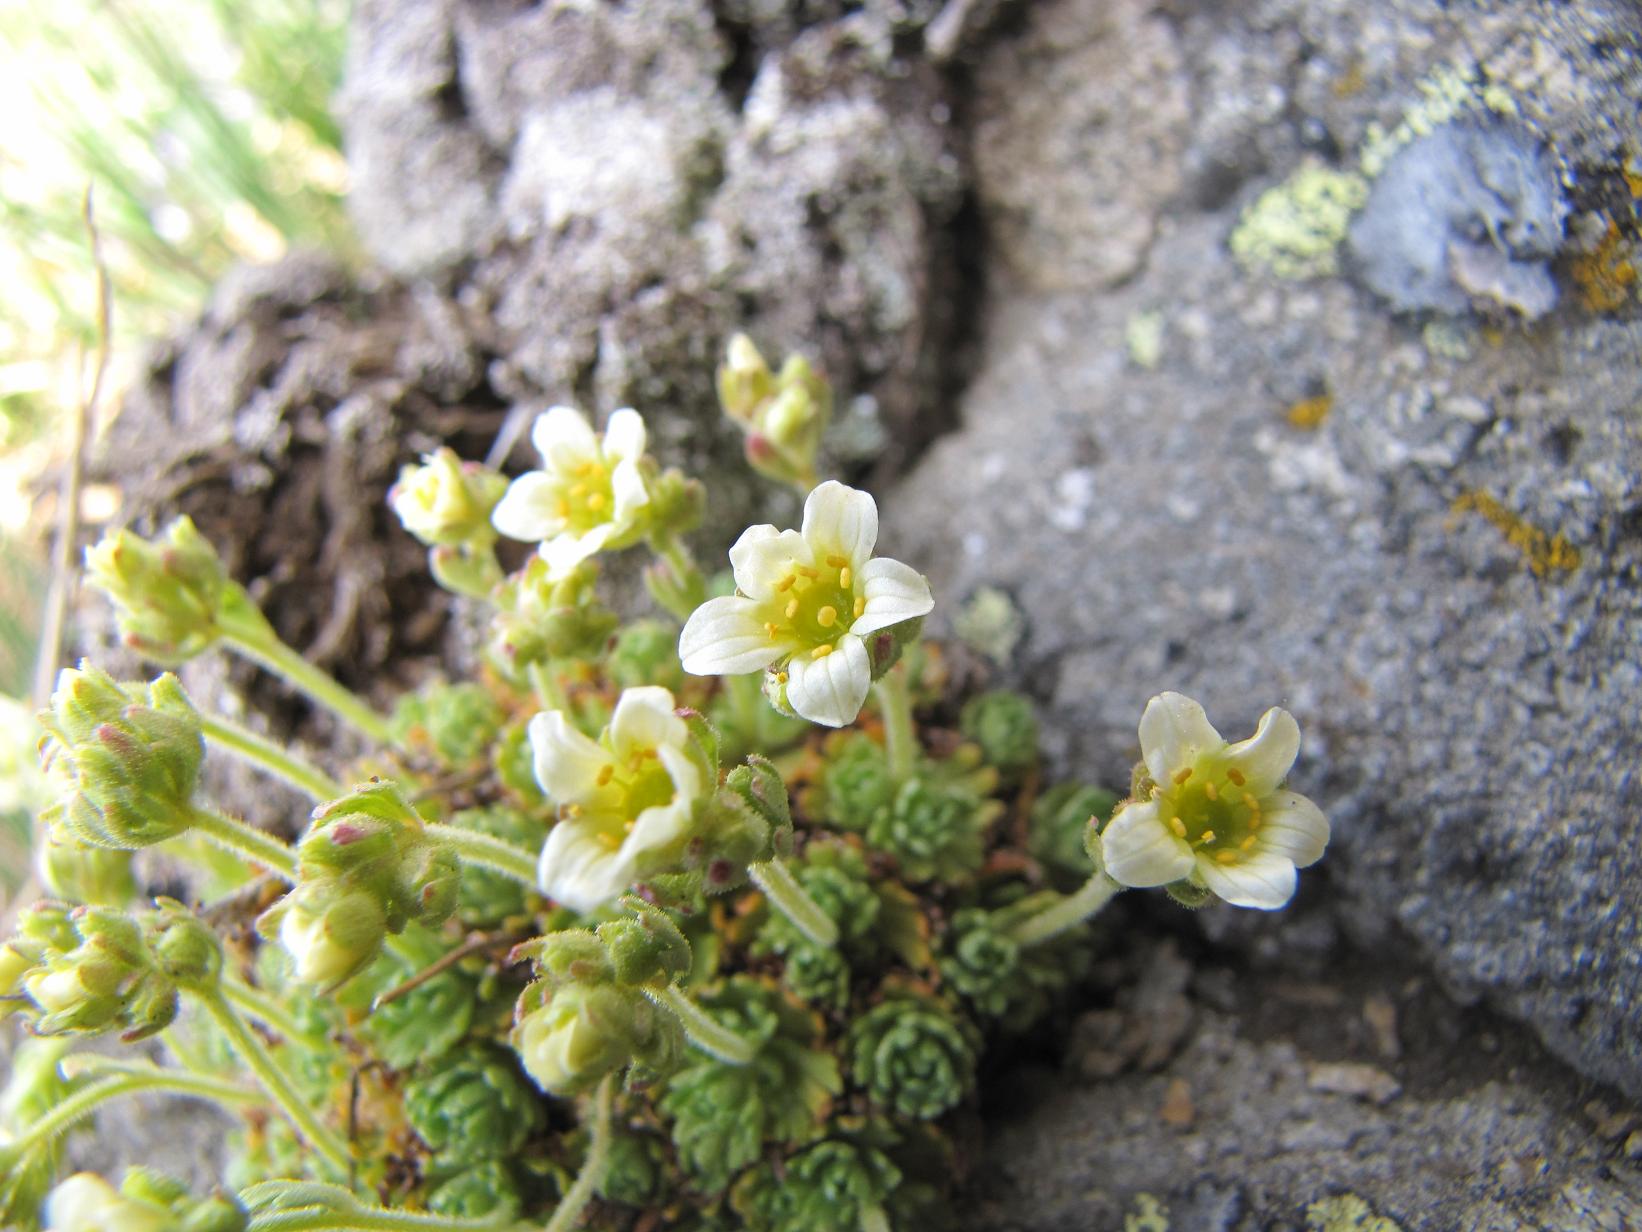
[
  {"xmin": 404, "ymin": 1046, "xmax": 543, "ymax": 1164},
  {"xmin": 598, "ymin": 1129, "xmax": 666, "ymax": 1206},
  {"xmin": 660, "ymin": 978, "xmax": 842, "ymax": 1192},
  {"xmin": 345, "ymin": 932, "xmax": 475, "ymax": 1071},
  {"xmin": 959, "ymin": 691, "xmax": 1039, "ymax": 778},
  {"xmin": 493, "ymin": 720, "xmax": 546, "ymax": 805},
  {"xmin": 427, "ymin": 1161, "xmax": 522, "ymax": 1221},
  {"xmin": 731, "ymin": 1138, "xmax": 901, "ymax": 1232},
  {"xmin": 754, "ymin": 840, "xmax": 882, "ymax": 1008},
  {"xmin": 451, "ymin": 805, "xmax": 546, "ymax": 926},
  {"xmin": 846, "ymin": 989, "xmax": 978, "ymax": 1120},
  {"xmin": 1029, "ymin": 783, "xmax": 1116, "ymax": 888},
  {"xmin": 390, "ymin": 682, "xmax": 503, "ymax": 768},
  {"xmin": 814, "ymin": 733, "xmax": 895, "ymax": 832},
  {"xmin": 865, "ymin": 778, "xmax": 988, "ymax": 884},
  {"xmin": 608, "ymin": 619, "xmax": 686, "ymax": 692}
]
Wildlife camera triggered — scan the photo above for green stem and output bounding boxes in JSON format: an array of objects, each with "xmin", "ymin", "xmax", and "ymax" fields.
[
  {"xmin": 543, "ymin": 1072, "xmax": 617, "ymax": 1232},
  {"xmin": 748, "ymin": 857, "xmax": 838, "ymax": 948},
  {"xmin": 873, "ymin": 665, "xmax": 918, "ymax": 783},
  {"xmin": 859, "ymin": 1205, "xmax": 892, "ymax": 1232},
  {"xmin": 223, "ymin": 630, "xmax": 394, "ymax": 747},
  {"xmin": 648, "ymin": 533, "xmax": 707, "ymax": 622},
  {"xmin": 196, "ymin": 988, "xmax": 352, "ymax": 1175},
  {"xmin": 222, "ymin": 974, "xmax": 308, "ymax": 1042},
  {"xmin": 423, "ymin": 822, "xmax": 540, "ymax": 889},
  {"xmin": 4, "ymin": 1068, "xmax": 260, "ymax": 1160},
  {"xmin": 188, "ymin": 805, "xmax": 297, "ymax": 879},
  {"xmin": 527, "ymin": 660, "xmax": 569, "ymax": 714},
  {"xmin": 646, "ymin": 984, "xmax": 757, "ymax": 1065},
  {"xmin": 199, "ymin": 712, "xmax": 345, "ymax": 802},
  {"xmin": 1009, "ymin": 874, "xmax": 1123, "ymax": 948},
  {"xmin": 248, "ymin": 1211, "xmax": 509, "ymax": 1232}
]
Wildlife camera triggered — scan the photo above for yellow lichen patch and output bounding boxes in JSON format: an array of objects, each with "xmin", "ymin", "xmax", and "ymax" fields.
[
  {"xmin": 1451, "ymin": 491, "xmax": 1581, "ymax": 578},
  {"xmin": 1286, "ymin": 393, "xmax": 1333, "ymax": 430},
  {"xmin": 1570, "ymin": 219, "xmax": 1638, "ymax": 314},
  {"xmin": 1305, "ymin": 1194, "xmax": 1404, "ymax": 1232},
  {"xmin": 1123, "ymin": 1193, "xmax": 1170, "ymax": 1232}
]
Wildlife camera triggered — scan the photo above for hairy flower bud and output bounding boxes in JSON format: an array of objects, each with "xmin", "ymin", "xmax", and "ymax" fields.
[
  {"xmin": 390, "ymin": 449, "xmax": 508, "ymax": 549},
  {"xmin": 38, "ymin": 666, "xmax": 204, "ymax": 850},
  {"xmin": 488, "ymin": 558, "xmax": 618, "ymax": 677},
  {"xmin": 512, "ymin": 983, "xmax": 638, "ymax": 1096},
  {"xmin": 716, "ymin": 335, "xmax": 831, "ymax": 490},
  {"xmin": 23, "ymin": 907, "xmax": 178, "ymax": 1040},
  {"xmin": 36, "ymin": 834, "xmax": 137, "ymax": 906}
]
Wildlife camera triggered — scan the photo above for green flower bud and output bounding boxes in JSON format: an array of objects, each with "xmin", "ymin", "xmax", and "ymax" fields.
[
  {"xmin": 391, "ymin": 683, "xmax": 504, "ymax": 769},
  {"xmin": 120, "ymin": 1169, "xmax": 246, "ymax": 1232},
  {"xmin": 38, "ymin": 666, "xmax": 204, "ymax": 850},
  {"xmin": 36, "ymin": 834, "xmax": 137, "ymax": 905},
  {"xmin": 427, "ymin": 543, "xmax": 504, "ymax": 599},
  {"xmin": 959, "ymin": 691, "xmax": 1039, "ymax": 777},
  {"xmin": 83, "ymin": 518, "xmax": 270, "ymax": 663},
  {"xmin": 606, "ymin": 619, "xmax": 686, "ymax": 692},
  {"xmin": 1029, "ymin": 783, "xmax": 1117, "ymax": 887},
  {"xmin": 813, "ymin": 734, "xmax": 894, "ymax": 833},
  {"xmin": 23, "ymin": 907, "xmax": 178, "ymax": 1040},
  {"xmin": 259, "ymin": 883, "xmax": 387, "ymax": 989},
  {"xmin": 864, "ymin": 778, "xmax": 991, "ymax": 884},
  {"xmin": 511, "ymin": 982, "xmax": 642, "ymax": 1096},
  {"xmin": 846, "ymin": 989, "xmax": 978, "ymax": 1120},
  {"xmin": 389, "ymin": 449, "xmax": 508, "ymax": 549},
  {"xmin": 148, "ymin": 901, "xmax": 222, "ymax": 993},
  {"xmin": 643, "ymin": 468, "xmax": 706, "ymax": 537},
  {"xmin": 596, "ymin": 898, "xmax": 691, "ymax": 988},
  {"xmin": 489, "ymin": 557, "xmax": 618, "ymax": 676},
  {"xmin": 716, "ymin": 335, "xmax": 831, "ymax": 489},
  {"xmin": 718, "ymin": 333, "xmax": 777, "ymax": 427},
  {"xmin": 428, "ymin": 1162, "xmax": 521, "ymax": 1222},
  {"xmin": 2, "ymin": 903, "xmax": 79, "ymax": 1013},
  {"xmin": 44, "ymin": 1172, "xmax": 172, "ymax": 1232},
  {"xmin": 405, "ymin": 1046, "xmax": 544, "ymax": 1164},
  {"xmin": 659, "ymin": 977, "xmax": 841, "ymax": 1192}
]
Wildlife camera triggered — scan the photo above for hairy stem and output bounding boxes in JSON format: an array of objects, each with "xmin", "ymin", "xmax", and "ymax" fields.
[
  {"xmin": 646, "ymin": 983, "xmax": 757, "ymax": 1065},
  {"xmin": 424, "ymin": 822, "xmax": 540, "ymax": 888},
  {"xmin": 527, "ymin": 660, "xmax": 568, "ymax": 715},
  {"xmin": 222, "ymin": 975, "xmax": 308, "ymax": 1042},
  {"xmin": 748, "ymin": 856, "xmax": 838, "ymax": 948},
  {"xmin": 1009, "ymin": 874, "xmax": 1122, "ymax": 948},
  {"xmin": 5, "ymin": 1067, "xmax": 259, "ymax": 1160},
  {"xmin": 223, "ymin": 631, "xmax": 394, "ymax": 747},
  {"xmin": 197, "ymin": 988, "xmax": 352, "ymax": 1175},
  {"xmin": 188, "ymin": 806, "xmax": 298, "ymax": 880},
  {"xmin": 872, "ymin": 665, "xmax": 917, "ymax": 783},
  {"xmin": 199, "ymin": 711, "xmax": 345, "ymax": 802},
  {"xmin": 543, "ymin": 1073, "xmax": 617, "ymax": 1232},
  {"xmin": 248, "ymin": 1210, "xmax": 511, "ymax": 1232}
]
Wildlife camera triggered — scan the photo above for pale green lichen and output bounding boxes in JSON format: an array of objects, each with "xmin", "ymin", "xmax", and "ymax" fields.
[
  {"xmin": 1305, "ymin": 1194, "xmax": 1405, "ymax": 1232},
  {"xmin": 1229, "ymin": 163, "xmax": 1369, "ymax": 279},
  {"xmin": 953, "ymin": 586, "xmax": 1026, "ymax": 666},
  {"xmin": 1359, "ymin": 62, "xmax": 1520, "ymax": 178},
  {"xmin": 1123, "ymin": 1192, "xmax": 1170, "ymax": 1232},
  {"xmin": 1125, "ymin": 310, "xmax": 1165, "ymax": 370}
]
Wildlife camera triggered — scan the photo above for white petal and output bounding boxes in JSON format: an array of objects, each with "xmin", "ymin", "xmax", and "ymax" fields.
[
  {"xmin": 608, "ymin": 686, "xmax": 686, "ymax": 761},
  {"xmin": 655, "ymin": 740, "xmax": 703, "ymax": 803},
  {"xmin": 1138, "ymin": 692, "xmax": 1225, "ymax": 786},
  {"xmin": 1253, "ymin": 789, "xmax": 1329, "ymax": 868},
  {"xmin": 851, "ymin": 556, "xmax": 934, "ymax": 635},
  {"xmin": 529, "ymin": 710, "xmax": 614, "ymax": 806},
  {"xmin": 1223, "ymin": 707, "xmax": 1301, "ymax": 793},
  {"xmin": 784, "ymin": 635, "xmax": 871, "ymax": 728},
  {"xmin": 1196, "ymin": 850, "xmax": 1298, "ymax": 910},
  {"xmin": 729, "ymin": 525, "xmax": 812, "ymax": 599},
  {"xmin": 541, "ymin": 524, "xmax": 614, "ymax": 575},
  {"xmin": 601, "ymin": 408, "xmax": 648, "ymax": 463},
  {"xmin": 800, "ymin": 480, "xmax": 878, "ymax": 567},
  {"xmin": 624, "ymin": 797, "xmax": 693, "ymax": 861},
  {"xmin": 679, "ymin": 596, "xmax": 789, "ymax": 675},
  {"xmin": 1100, "ymin": 799, "xmax": 1194, "ymax": 887},
  {"xmin": 531, "ymin": 406, "xmax": 599, "ymax": 471},
  {"xmin": 492, "ymin": 472, "xmax": 563, "ymax": 543},
  {"xmin": 609, "ymin": 457, "xmax": 650, "ymax": 526},
  {"xmin": 538, "ymin": 820, "xmax": 634, "ymax": 913}
]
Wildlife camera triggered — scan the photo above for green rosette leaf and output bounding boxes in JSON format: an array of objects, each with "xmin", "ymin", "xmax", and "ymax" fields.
[
  {"xmin": 405, "ymin": 1045, "xmax": 543, "ymax": 1164},
  {"xmin": 846, "ymin": 989, "xmax": 978, "ymax": 1121}
]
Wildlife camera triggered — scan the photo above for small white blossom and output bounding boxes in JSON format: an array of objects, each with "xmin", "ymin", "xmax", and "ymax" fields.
[
  {"xmin": 45, "ymin": 1175, "xmax": 169, "ymax": 1232},
  {"xmin": 531, "ymin": 686, "xmax": 708, "ymax": 912},
  {"xmin": 1101, "ymin": 692, "xmax": 1329, "ymax": 910},
  {"xmin": 678, "ymin": 481, "xmax": 933, "ymax": 728},
  {"xmin": 492, "ymin": 406, "xmax": 652, "ymax": 574}
]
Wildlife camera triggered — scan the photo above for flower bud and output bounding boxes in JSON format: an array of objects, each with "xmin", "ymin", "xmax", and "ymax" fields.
[
  {"xmin": 718, "ymin": 333, "xmax": 776, "ymax": 427},
  {"xmin": 512, "ymin": 983, "xmax": 634, "ymax": 1096},
  {"xmin": 24, "ymin": 907, "xmax": 178, "ymax": 1040},
  {"xmin": 45, "ymin": 1173, "xmax": 171, "ymax": 1232},
  {"xmin": 715, "ymin": 336, "xmax": 831, "ymax": 489},
  {"xmin": 263, "ymin": 883, "xmax": 388, "ymax": 989},
  {"xmin": 83, "ymin": 518, "xmax": 238, "ymax": 663},
  {"xmin": 37, "ymin": 834, "xmax": 138, "ymax": 905},
  {"xmin": 149, "ymin": 901, "xmax": 222, "ymax": 993},
  {"xmin": 389, "ymin": 449, "xmax": 508, "ymax": 549},
  {"xmin": 38, "ymin": 666, "xmax": 204, "ymax": 850},
  {"xmin": 427, "ymin": 544, "xmax": 505, "ymax": 599},
  {"xmin": 488, "ymin": 557, "xmax": 619, "ymax": 677},
  {"xmin": 596, "ymin": 898, "xmax": 691, "ymax": 988}
]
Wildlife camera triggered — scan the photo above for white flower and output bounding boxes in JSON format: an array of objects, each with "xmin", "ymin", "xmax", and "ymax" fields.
[
  {"xmin": 531, "ymin": 686, "xmax": 709, "ymax": 912},
  {"xmin": 1100, "ymin": 692, "xmax": 1329, "ymax": 910},
  {"xmin": 45, "ymin": 1174, "xmax": 169, "ymax": 1232},
  {"xmin": 390, "ymin": 448, "xmax": 504, "ymax": 547},
  {"xmin": 677, "ymin": 481, "xmax": 933, "ymax": 727},
  {"xmin": 492, "ymin": 406, "xmax": 652, "ymax": 574}
]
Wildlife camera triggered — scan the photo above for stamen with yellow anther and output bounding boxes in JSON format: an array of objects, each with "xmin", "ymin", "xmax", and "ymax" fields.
[
  {"xmin": 596, "ymin": 765, "xmax": 615, "ymax": 788},
  {"xmin": 811, "ymin": 644, "xmax": 833, "ymax": 659},
  {"xmin": 1155, "ymin": 756, "xmax": 1269, "ymax": 871},
  {"xmin": 785, "ymin": 599, "xmax": 800, "ymax": 619},
  {"xmin": 817, "ymin": 605, "xmax": 837, "ymax": 627},
  {"xmin": 1173, "ymin": 767, "xmax": 1193, "ymax": 785},
  {"xmin": 839, "ymin": 567, "xmax": 851, "ymax": 589},
  {"xmin": 1227, "ymin": 768, "xmax": 1246, "ymax": 786},
  {"xmin": 1204, "ymin": 781, "xmax": 1218, "ymax": 801},
  {"xmin": 853, "ymin": 596, "xmax": 865, "ymax": 619}
]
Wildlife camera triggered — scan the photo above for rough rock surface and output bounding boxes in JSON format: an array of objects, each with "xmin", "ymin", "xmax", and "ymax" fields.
[{"xmin": 74, "ymin": 0, "xmax": 1642, "ymax": 1221}]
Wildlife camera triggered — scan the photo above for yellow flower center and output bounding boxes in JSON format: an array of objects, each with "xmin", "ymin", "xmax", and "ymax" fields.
[
  {"xmin": 554, "ymin": 459, "xmax": 616, "ymax": 532},
  {"xmin": 1156, "ymin": 760, "xmax": 1263, "ymax": 864},
  {"xmin": 587, "ymin": 747, "xmax": 676, "ymax": 849},
  {"xmin": 760, "ymin": 554, "xmax": 864, "ymax": 656}
]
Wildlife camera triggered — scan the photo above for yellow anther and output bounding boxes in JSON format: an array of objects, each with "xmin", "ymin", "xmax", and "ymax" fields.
[
  {"xmin": 811, "ymin": 644, "xmax": 833, "ymax": 659},
  {"xmin": 1170, "ymin": 818, "xmax": 1187, "ymax": 838},
  {"xmin": 765, "ymin": 622, "xmax": 780, "ymax": 639},
  {"xmin": 775, "ymin": 671, "xmax": 788, "ymax": 684},
  {"xmin": 586, "ymin": 491, "xmax": 606, "ymax": 511},
  {"xmin": 1173, "ymin": 767, "xmax": 1193, "ymax": 785},
  {"xmin": 817, "ymin": 605, "xmax": 838, "ymax": 627},
  {"xmin": 853, "ymin": 596, "xmax": 866, "ymax": 619},
  {"xmin": 576, "ymin": 461, "xmax": 597, "ymax": 476},
  {"xmin": 1226, "ymin": 768, "xmax": 1246, "ymax": 787},
  {"xmin": 1242, "ymin": 792, "xmax": 1259, "ymax": 811},
  {"xmin": 1198, "ymin": 829, "xmax": 1216, "ymax": 845},
  {"xmin": 595, "ymin": 765, "xmax": 615, "ymax": 788},
  {"xmin": 839, "ymin": 566, "xmax": 852, "ymax": 589},
  {"xmin": 571, "ymin": 482, "xmax": 589, "ymax": 498},
  {"xmin": 776, "ymin": 575, "xmax": 797, "ymax": 592},
  {"xmin": 597, "ymin": 831, "xmax": 622, "ymax": 850},
  {"xmin": 797, "ymin": 565, "xmax": 819, "ymax": 579},
  {"xmin": 785, "ymin": 599, "xmax": 800, "ymax": 620},
  {"xmin": 556, "ymin": 499, "xmax": 571, "ymax": 520},
  {"xmin": 1215, "ymin": 850, "xmax": 1239, "ymax": 864},
  {"xmin": 624, "ymin": 818, "xmax": 636, "ymax": 832},
  {"xmin": 565, "ymin": 804, "xmax": 583, "ymax": 818},
  {"xmin": 1204, "ymin": 782, "xmax": 1219, "ymax": 801},
  {"xmin": 1248, "ymin": 815, "xmax": 1261, "ymax": 831},
  {"xmin": 826, "ymin": 554, "xmax": 847, "ymax": 568},
  {"xmin": 1240, "ymin": 835, "xmax": 1258, "ymax": 851}
]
